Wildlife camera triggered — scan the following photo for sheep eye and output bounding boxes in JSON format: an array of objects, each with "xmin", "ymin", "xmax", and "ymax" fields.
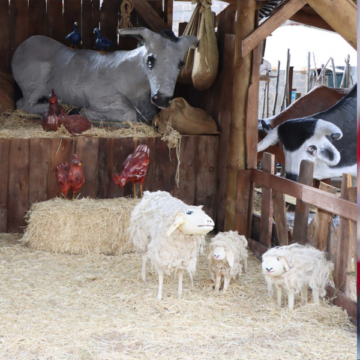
[
  {"xmin": 276, "ymin": 258, "xmax": 280, "ymax": 261},
  {"xmin": 186, "ymin": 211, "xmax": 194, "ymax": 215},
  {"xmin": 147, "ymin": 55, "xmax": 155, "ymax": 69},
  {"xmin": 307, "ymin": 145, "xmax": 317, "ymax": 155}
]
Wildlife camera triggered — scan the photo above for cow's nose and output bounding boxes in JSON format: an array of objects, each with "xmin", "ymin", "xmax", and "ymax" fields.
[
  {"xmin": 151, "ymin": 93, "xmax": 172, "ymax": 108},
  {"xmin": 286, "ymin": 172, "xmax": 299, "ymax": 182}
]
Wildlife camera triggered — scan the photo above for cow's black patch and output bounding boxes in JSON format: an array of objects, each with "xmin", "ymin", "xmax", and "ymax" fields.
[
  {"xmin": 158, "ymin": 29, "xmax": 179, "ymax": 42},
  {"xmin": 320, "ymin": 147, "xmax": 334, "ymax": 161},
  {"xmin": 277, "ymin": 118, "xmax": 318, "ymax": 152}
]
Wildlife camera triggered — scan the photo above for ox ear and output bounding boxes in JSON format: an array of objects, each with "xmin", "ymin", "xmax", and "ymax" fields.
[
  {"xmin": 315, "ymin": 119, "xmax": 343, "ymax": 140},
  {"xmin": 179, "ymin": 35, "xmax": 199, "ymax": 52},
  {"xmin": 226, "ymin": 250, "xmax": 235, "ymax": 268},
  {"xmin": 166, "ymin": 212, "xmax": 186, "ymax": 236},
  {"xmin": 257, "ymin": 127, "xmax": 279, "ymax": 152},
  {"xmin": 118, "ymin": 27, "xmax": 158, "ymax": 43}
]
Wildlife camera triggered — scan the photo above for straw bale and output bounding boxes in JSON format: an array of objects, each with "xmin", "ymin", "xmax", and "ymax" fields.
[
  {"xmin": 0, "ymin": 234, "xmax": 355, "ymax": 359},
  {"xmin": 22, "ymin": 197, "xmax": 140, "ymax": 255}
]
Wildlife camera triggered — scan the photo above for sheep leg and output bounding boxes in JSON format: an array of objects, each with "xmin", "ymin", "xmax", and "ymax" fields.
[
  {"xmin": 141, "ymin": 255, "xmax": 147, "ymax": 282},
  {"xmin": 133, "ymin": 183, "xmax": 137, "ymax": 199},
  {"xmin": 177, "ymin": 269, "xmax": 184, "ymax": 299},
  {"xmin": 287, "ymin": 290, "xmax": 295, "ymax": 310},
  {"xmin": 157, "ymin": 270, "xmax": 164, "ymax": 300},
  {"xmin": 215, "ymin": 272, "xmax": 222, "ymax": 292},
  {"xmin": 312, "ymin": 288, "xmax": 320, "ymax": 304},
  {"xmin": 301, "ymin": 286, "xmax": 308, "ymax": 305},
  {"xmin": 222, "ymin": 277, "xmax": 231, "ymax": 294},
  {"xmin": 277, "ymin": 287, "xmax": 282, "ymax": 307}
]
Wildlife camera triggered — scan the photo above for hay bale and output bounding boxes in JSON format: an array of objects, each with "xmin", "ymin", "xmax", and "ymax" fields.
[{"xmin": 22, "ymin": 197, "xmax": 140, "ymax": 255}]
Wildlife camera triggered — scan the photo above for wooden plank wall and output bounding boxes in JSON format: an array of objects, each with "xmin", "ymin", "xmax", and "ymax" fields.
[
  {"xmin": 0, "ymin": 135, "xmax": 218, "ymax": 233},
  {"xmin": 0, "ymin": 0, "xmax": 168, "ymax": 73}
]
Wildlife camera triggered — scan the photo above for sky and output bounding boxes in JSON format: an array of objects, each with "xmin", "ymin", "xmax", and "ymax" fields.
[{"xmin": 264, "ymin": 23, "xmax": 357, "ymax": 71}]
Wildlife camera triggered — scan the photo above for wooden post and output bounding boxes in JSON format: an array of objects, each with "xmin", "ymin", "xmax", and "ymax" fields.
[
  {"xmin": 293, "ymin": 160, "xmax": 314, "ymax": 244},
  {"xmin": 272, "ymin": 60, "xmax": 280, "ymax": 115},
  {"xmin": 224, "ymin": 0, "xmax": 255, "ymax": 231},
  {"xmin": 305, "ymin": 0, "xmax": 357, "ymax": 49},
  {"xmin": 288, "ymin": 66, "xmax": 294, "ymax": 106},
  {"xmin": 272, "ymin": 190, "xmax": 288, "ymax": 246},
  {"xmin": 347, "ymin": 187, "xmax": 357, "ymax": 296},
  {"xmin": 259, "ymin": 152, "xmax": 275, "ymax": 248},
  {"xmin": 306, "ymin": 52, "xmax": 311, "ymax": 92}
]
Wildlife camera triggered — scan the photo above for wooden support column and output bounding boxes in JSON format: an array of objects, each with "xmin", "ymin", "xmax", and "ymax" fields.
[
  {"xmin": 305, "ymin": 0, "xmax": 357, "ymax": 49},
  {"xmin": 225, "ymin": 0, "xmax": 256, "ymax": 231}
]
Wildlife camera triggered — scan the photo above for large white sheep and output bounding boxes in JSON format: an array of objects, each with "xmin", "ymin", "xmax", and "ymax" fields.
[
  {"xmin": 207, "ymin": 231, "xmax": 248, "ymax": 293},
  {"xmin": 129, "ymin": 191, "xmax": 214, "ymax": 300},
  {"xmin": 261, "ymin": 244, "xmax": 334, "ymax": 310}
]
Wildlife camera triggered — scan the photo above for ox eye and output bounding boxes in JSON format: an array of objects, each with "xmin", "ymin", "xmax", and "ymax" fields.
[
  {"xmin": 307, "ymin": 145, "xmax": 317, "ymax": 155},
  {"xmin": 186, "ymin": 211, "xmax": 194, "ymax": 215},
  {"xmin": 147, "ymin": 55, "xmax": 155, "ymax": 69},
  {"xmin": 178, "ymin": 60, "xmax": 185, "ymax": 70}
]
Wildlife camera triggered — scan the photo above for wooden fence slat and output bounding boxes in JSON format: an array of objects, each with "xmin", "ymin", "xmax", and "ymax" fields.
[
  {"xmin": 334, "ymin": 173, "xmax": 353, "ymax": 293},
  {"xmin": 47, "ymin": 0, "xmax": 63, "ymax": 43},
  {"xmin": 250, "ymin": 169, "xmax": 357, "ymax": 221},
  {"xmin": 97, "ymin": 138, "xmax": 114, "ymax": 199},
  {"xmin": 75, "ymin": 137, "xmax": 99, "ymax": 198},
  {"xmin": 29, "ymin": 138, "xmax": 51, "ymax": 207},
  {"xmin": 259, "ymin": 152, "xmax": 275, "ymax": 248},
  {"xmin": 138, "ymin": 137, "xmax": 156, "ymax": 193},
  {"xmin": 63, "ymin": 0, "xmax": 82, "ymax": 48},
  {"xmin": 0, "ymin": 0, "xmax": 10, "ymax": 73},
  {"xmin": 82, "ymin": 0, "xmax": 93, "ymax": 49},
  {"xmin": 195, "ymin": 136, "xmax": 218, "ymax": 220},
  {"xmin": 293, "ymin": 160, "xmax": 314, "ymax": 244},
  {"xmin": 91, "ymin": 0, "xmax": 101, "ymax": 49},
  {"xmin": 29, "ymin": 0, "xmax": 46, "ymax": 37},
  {"xmin": 235, "ymin": 169, "xmax": 252, "ymax": 236},
  {"xmin": 10, "ymin": 0, "xmax": 29, "ymax": 62},
  {"xmin": 272, "ymin": 190, "xmax": 288, "ymax": 246},
  {"xmin": 48, "ymin": 138, "xmax": 75, "ymax": 199},
  {"xmin": 7, "ymin": 139, "xmax": 30, "ymax": 233},
  {"xmin": 347, "ymin": 187, "xmax": 357, "ymax": 296},
  {"xmin": 109, "ymin": 137, "xmax": 135, "ymax": 198},
  {"xmin": 100, "ymin": 0, "xmax": 120, "ymax": 49},
  {"xmin": 0, "ymin": 139, "xmax": 10, "ymax": 232},
  {"xmin": 215, "ymin": 34, "xmax": 235, "ymax": 231},
  {"xmin": 171, "ymin": 136, "xmax": 198, "ymax": 206}
]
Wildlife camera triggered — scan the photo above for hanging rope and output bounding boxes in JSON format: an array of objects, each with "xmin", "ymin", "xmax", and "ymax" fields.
[{"xmin": 117, "ymin": 0, "xmax": 134, "ymax": 30}]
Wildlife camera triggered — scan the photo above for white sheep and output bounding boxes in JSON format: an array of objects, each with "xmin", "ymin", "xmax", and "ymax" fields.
[
  {"xmin": 207, "ymin": 231, "xmax": 248, "ymax": 293},
  {"xmin": 129, "ymin": 191, "xmax": 214, "ymax": 300},
  {"xmin": 261, "ymin": 244, "xmax": 334, "ymax": 310}
]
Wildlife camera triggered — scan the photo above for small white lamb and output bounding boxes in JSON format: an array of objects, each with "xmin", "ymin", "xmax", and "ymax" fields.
[
  {"xmin": 129, "ymin": 191, "xmax": 214, "ymax": 300},
  {"xmin": 261, "ymin": 244, "xmax": 334, "ymax": 310},
  {"xmin": 207, "ymin": 231, "xmax": 248, "ymax": 293}
]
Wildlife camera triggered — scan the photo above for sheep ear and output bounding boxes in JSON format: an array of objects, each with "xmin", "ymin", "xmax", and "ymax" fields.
[
  {"xmin": 280, "ymin": 257, "xmax": 290, "ymax": 271},
  {"xmin": 207, "ymin": 251, "xmax": 213, "ymax": 260},
  {"xmin": 226, "ymin": 250, "xmax": 235, "ymax": 267},
  {"xmin": 166, "ymin": 213, "xmax": 186, "ymax": 236}
]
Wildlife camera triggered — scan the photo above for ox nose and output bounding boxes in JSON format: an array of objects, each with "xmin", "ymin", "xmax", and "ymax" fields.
[
  {"xmin": 151, "ymin": 93, "xmax": 172, "ymax": 109},
  {"xmin": 286, "ymin": 173, "xmax": 299, "ymax": 182}
]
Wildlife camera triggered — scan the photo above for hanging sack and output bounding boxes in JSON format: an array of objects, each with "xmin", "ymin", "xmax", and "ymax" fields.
[
  {"xmin": 177, "ymin": 4, "xmax": 201, "ymax": 84},
  {"xmin": 154, "ymin": 97, "xmax": 219, "ymax": 135},
  {"xmin": 191, "ymin": 0, "xmax": 219, "ymax": 91}
]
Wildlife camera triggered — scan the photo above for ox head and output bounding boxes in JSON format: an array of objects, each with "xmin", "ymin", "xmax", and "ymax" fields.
[
  {"xmin": 257, "ymin": 118, "xmax": 343, "ymax": 181},
  {"xmin": 118, "ymin": 27, "xmax": 198, "ymax": 109}
]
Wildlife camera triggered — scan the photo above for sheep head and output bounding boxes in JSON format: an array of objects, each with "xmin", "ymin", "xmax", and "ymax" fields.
[
  {"xmin": 166, "ymin": 206, "xmax": 214, "ymax": 236},
  {"xmin": 262, "ymin": 255, "xmax": 290, "ymax": 277},
  {"xmin": 208, "ymin": 246, "xmax": 234, "ymax": 267}
]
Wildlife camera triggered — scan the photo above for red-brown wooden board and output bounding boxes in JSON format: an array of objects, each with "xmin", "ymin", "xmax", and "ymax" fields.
[
  {"xmin": 63, "ymin": 0, "xmax": 82, "ymax": 48},
  {"xmin": 75, "ymin": 137, "xmax": 99, "ymax": 198},
  {"xmin": 47, "ymin": 0, "xmax": 63, "ymax": 43},
  {"xmin": 29, "ymin": 138, "xmax": 51, "ymax": 207},
  {"xmin": 82, "ymin": 0, "xmax": 93, "ymax": 49},
  {"xmin": 0, "ymin": 0, "xmax": 10, "ymax": 72},
  {"xmin": 195, "ymin": 136, "xmax": 218, "ymax": 220},
  {"xmin": 9, "ymin": 0, "xmax": 29, "ymax": 61},
  {"xmin": 91, "ymin": 0, "xmax": 101, "ymax": 50},
  {"xmin": 29, "ymin": 0, "xmax": 46, "ymax": 37},
  {"xmin": 7, "ymin": 139, "xmax": 30, "ymax": 233},
  {"xmin": 172, "ymin": 135, "xmax": 198, "ymax": 206},
  {"xmin": 100, "ymin": 0, "xmax": 119, "ymax": 49},
  {"xmin": 235, "ymin": 169, "xmax": 252, "ymax": 236},
  {"xmin": 0, "ymin": 139, "xmax": 10, "ymax": 232},
  {"xmin": 137, "ymin": 137, "xmax": 156, "ymax": 193},
  {"xmin": 97, "ymin": 137, "xmax": 114, "ymax": 199},
  {"xmin": 154, "ymin": 137, "xmax": 174, "ymax": 193},
  {"xmin": 48, "ymin": 138, "xmax": 75, "ymax": 199},
  {"xmin": 109, "ymin": 137, "xmax": 135, "ymax": 198}
]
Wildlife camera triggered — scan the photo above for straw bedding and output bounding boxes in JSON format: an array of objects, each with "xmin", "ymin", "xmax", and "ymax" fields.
[
  {"xmin": 22, "ymin": 198, "xmax": 140, "ymax": 255},
  {"xmin": 0, "ymin": 233, "xmax": 355, "ymax": 360}
]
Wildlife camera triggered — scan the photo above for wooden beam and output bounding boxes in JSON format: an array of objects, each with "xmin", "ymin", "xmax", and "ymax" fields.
[
  {"xmin": 248, "ymin": 237, "xmax": 269, "ymax": 259},
  {"xmin": 225, "ymin": 0, "xmax": 256, "ymax": 231},
  {"xmin": 272, "ymin": 190, "xmax": 288, "ymax": 246},
  {"xmin": 250, "ymin": 169, "xmax": 357, "ymax": 221},
  {"xmin": 242, "ymin": 0, "xmax": 306, "ymax": 57},
  {"xmin": 132, "ymin": 0, "xmax": 170, "ymax": 32},
  {"xmin": 305, "ymin": 0, "xmax": 357, "ymax": 49},
  {"xmin": 290, "ymin": 9, "xmax": 334, "ymax": 32}
]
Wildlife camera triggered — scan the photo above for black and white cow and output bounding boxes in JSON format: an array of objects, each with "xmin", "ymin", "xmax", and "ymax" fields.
[{"xmin": 258, "ymin": 84, "xmax": 357, "ymax": 181}]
